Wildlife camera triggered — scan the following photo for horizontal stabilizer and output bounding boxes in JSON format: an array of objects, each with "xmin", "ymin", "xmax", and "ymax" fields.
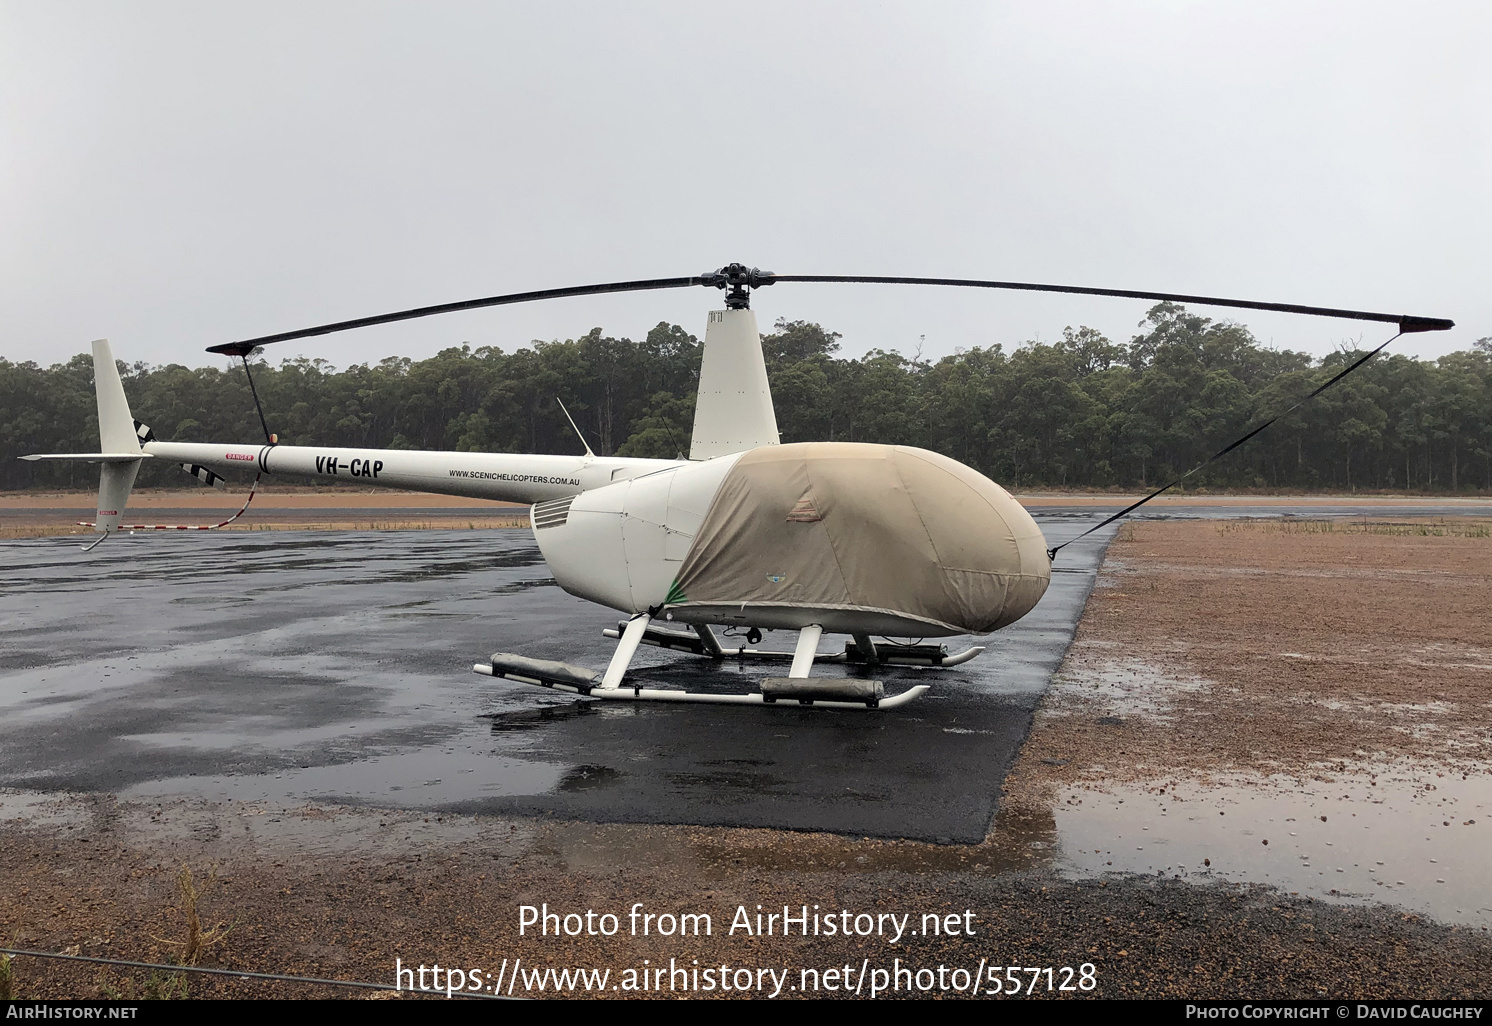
[{"xmin": 20, "ymin": 453, "xmax": 151, "ymax": 463}]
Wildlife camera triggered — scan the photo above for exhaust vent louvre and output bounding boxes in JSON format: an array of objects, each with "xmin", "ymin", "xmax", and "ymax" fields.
[{"xmin": 532, "ymin": 496, "xmax": 575, "ymax": 530}]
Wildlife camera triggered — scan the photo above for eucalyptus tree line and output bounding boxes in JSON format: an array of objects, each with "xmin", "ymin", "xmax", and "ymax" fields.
[{"xmin": 3, "ymin": 305, "xmax": 1488, "ymax": 493}]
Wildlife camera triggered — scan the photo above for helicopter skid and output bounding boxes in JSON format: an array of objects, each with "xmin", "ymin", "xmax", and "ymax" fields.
[
  {"xmin": 472, "ymin": 661, "xmax": 930, "ymax": 710},
  {"xmin": 601, "ymin": 622, "xmax": 983, "ymax": 667}
]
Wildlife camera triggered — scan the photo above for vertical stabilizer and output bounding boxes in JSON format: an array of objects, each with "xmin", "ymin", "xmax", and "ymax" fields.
[
  {"xmin": 91, "ymin": 340, "xmax": 142, "ymax": 532},
  {"xmin": 95, "ymin": 461, "xmax": 142, "ymax": 533},
  {"xmin": 92, "ymin": 340, "xmax": 139, "ymax": 456},
  {"xmin": 689, "ymin": 308, "xmax": 779, "ymax": 460}
]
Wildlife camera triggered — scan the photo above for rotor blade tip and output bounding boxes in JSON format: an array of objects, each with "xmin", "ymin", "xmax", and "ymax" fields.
[
  {"xmin": 207, "ymin": 342, "xmax": 257, "ymax": 357},
  {"xmin": 1399, "ymin": 316, "xmax": 1455, "ymax": 333}
]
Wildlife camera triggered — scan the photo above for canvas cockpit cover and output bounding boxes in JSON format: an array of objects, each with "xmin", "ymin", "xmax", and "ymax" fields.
[{"xmin": 669, "ymin": 443, "xmax": 1050, "ymax": 634}]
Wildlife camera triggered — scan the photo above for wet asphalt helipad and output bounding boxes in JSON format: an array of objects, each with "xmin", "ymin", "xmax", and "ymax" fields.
[{"xmin": 0, "ymin": 515, "xmax": 1115, "ymax": 842}]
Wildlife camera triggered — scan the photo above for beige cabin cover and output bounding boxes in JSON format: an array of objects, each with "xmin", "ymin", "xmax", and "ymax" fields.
[{"xmin": 670, "ymin": 442, "xmax": 1050, "ymax": 634}]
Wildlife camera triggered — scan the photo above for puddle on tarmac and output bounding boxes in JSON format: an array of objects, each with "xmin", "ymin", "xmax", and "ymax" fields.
[
  {"xmin": 0, "ymin": 790, "xmax": 93, "ymax": 829},
  {"xmin": 1034, "ymin": 647, "xmax": 1492, "ymax": 928},
  {"xmin": 1049, "ymin": 765, "xmax": 1492, "ymax": 928},
  {"xmin": 121, "ymin": 747, "xmax": 567, "ymax": 807}
]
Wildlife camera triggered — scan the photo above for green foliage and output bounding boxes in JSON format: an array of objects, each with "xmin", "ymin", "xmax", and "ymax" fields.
[
  {"xmin": 4, "ymin": 308, "xmax": 1490, "ymax": 492},
  {"xmin": 96, "ymin": 969, "xmax": 189, "ymax": 1000}
]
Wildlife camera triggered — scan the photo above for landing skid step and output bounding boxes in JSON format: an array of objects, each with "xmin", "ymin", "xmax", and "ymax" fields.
[
  {"xmin": 473, "ymin": 656, "xmax": 930, "ymax": 710},
  {"xmin": 601, "ymin": 622, "xmax": 983, "ymax": 667}
]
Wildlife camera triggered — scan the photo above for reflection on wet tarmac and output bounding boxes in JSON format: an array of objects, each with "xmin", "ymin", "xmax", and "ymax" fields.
[
  {"xmin": 559, "ymin": 765, "xmax": 626, "ymax": 791},
  {"xmin": 483, "ymin": 702, "xmax": 599, "ymax": 733}
]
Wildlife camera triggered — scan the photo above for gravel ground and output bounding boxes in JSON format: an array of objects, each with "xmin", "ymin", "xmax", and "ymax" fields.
[
  {"xmin": 2, "ymin": 795, "xmax": 1490, "ymax": 1000},
  {"xmin": 1019, "ymin": 517, "xmax": 1492, "ymax": 779}
]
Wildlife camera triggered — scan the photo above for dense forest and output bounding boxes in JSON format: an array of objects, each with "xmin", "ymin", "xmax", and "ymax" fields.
[{"xmin": 3, "ymin": 303, "xmax": 1490, "ymax": 493}]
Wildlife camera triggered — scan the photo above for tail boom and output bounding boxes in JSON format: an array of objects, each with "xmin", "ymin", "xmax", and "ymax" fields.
[{"xmin": 142, "ymin": 441, "xmax": 680, "ymax": 505}]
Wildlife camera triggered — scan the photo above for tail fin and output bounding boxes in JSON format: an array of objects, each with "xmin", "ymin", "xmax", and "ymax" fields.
[
  {"xmin": 91, "ymin": 339, "xmax": 142, "ymax": 532},
  {"xmin": 16, "ymin": 340, "xmax": 151, "ymax": 537},
  {"xmin": 688, "ymin": 307, "xmax": 780, "ymax": 460},
  {"xmin": 18, "ymin": 342, "xmax": 254, "ymax": 543},
  {"xmin": 93, "ymin": 340, "xmax": 138, "ymax": 456}
]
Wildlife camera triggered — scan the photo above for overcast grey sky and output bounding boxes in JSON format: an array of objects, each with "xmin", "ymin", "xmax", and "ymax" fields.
[{"xmin": 2, "ymin": 2, "xmax": 1487, "ymax": 373}]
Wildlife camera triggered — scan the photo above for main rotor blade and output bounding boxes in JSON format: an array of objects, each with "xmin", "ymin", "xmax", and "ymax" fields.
[
  {"xmin": 205, "ymin": 276, "xmax": 705, "ymax": 356},
  {"xmin": 205, "ymin": 265, "xmax": 1453, "ymax": 355},
  {"xmin": 766, "ymin": 275, "xmax": 1453, "ymax": 334}
]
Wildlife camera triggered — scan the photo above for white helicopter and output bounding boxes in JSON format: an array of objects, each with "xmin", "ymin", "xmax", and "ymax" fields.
[{"xmin": 21, "ymin": 264, "xmax": 1451, "ymax": 711}]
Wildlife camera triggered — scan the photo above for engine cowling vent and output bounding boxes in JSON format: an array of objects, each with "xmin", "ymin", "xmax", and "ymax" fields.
[{"xmin": 533, "ymin": 496, "xmax": 575, "ymax": 530}]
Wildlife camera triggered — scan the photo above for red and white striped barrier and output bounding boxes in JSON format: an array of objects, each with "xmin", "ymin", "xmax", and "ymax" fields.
[{"xmin": 78, "ymin": 474, "xmax": 261, "ymax": 532}]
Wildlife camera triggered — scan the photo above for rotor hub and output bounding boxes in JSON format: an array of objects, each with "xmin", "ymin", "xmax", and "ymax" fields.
[{"xmin": 701, "ymin": 263, "xmax": 775, "ymax": 309}]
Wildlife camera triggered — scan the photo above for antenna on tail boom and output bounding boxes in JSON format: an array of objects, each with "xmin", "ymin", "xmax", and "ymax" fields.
[{"xmin": 556, "ymin": 399, "xmax": 594, "ymax": 458}]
